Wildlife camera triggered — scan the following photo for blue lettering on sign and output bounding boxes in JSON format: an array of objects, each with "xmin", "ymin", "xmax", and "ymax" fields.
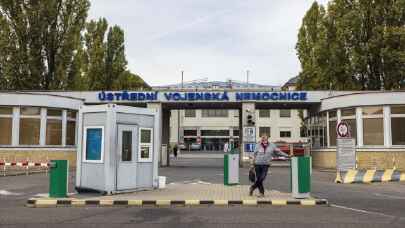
[
  {"xmin": 235, "ymin": 92, "xmax": 308, "ymax": 101},
  {"xmin": 98, "ymin": 91, "xmax": 158, "ymax": 101}
]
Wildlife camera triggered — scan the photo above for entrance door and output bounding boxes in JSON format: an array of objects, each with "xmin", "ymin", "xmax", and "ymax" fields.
[{"xmin": 117, "ymin": 124, "xmax": 138, "ymax": 190}]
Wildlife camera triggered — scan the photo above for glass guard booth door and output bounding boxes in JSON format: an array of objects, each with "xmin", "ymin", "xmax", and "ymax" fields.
[{"xmin": 116, "ymin": 124, "xmax": 138, "ymax": 190}]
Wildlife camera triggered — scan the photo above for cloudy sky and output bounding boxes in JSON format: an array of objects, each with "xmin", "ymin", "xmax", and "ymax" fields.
[{"xmin": 88, "ymin": 0, "xmax": 330, "ymax": 86}]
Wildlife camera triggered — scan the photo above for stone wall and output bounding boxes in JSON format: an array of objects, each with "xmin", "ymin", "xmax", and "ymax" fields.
[{"xmin": 312, "ymin": 149, "xmax": 405, "ymax": 171}]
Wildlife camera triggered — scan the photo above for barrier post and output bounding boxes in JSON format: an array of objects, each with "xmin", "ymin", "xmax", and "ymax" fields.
[
  {"xmin": 49, "ymin": 160, "xmax": 69, "ymax": 198},
  {"xmin": 291, "ymin": 156, "xmax": 311, "ymax": 199}
]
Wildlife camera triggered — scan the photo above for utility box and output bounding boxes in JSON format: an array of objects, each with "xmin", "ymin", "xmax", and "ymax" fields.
[
  {"xmin": 290, "ymin": 156, "xmax": 311, "ymax": 199},
  {"xmin": 49, "ymin": 160, "xmax": 68, "ymax": 198},
  {"xmin": 75, "ymin": 104, "xmax": 159, "ymax": 194},
  {"xmin": 224, "ymin": 149, "xmax": 239, "ymax": 185}
]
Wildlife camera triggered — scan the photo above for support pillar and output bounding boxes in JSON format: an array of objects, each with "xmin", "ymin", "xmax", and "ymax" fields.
[{"xmin": 147, "ymin": 103, "xmax": 170, "ymax": 167}]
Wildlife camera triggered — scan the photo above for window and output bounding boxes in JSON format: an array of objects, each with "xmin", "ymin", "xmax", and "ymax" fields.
[
  {"xmin": 233, "ymin": 129, "xmax": 240, "ymax": 136},
  {"xmin": 201, "ymin": 130, "xmax": 229, "ymax": 136},
  {"xmin": 201, "ymin": 109, "xmax": 228, "ymax": 117},
  {"xmin": 259, "ymin": 110, "xmax": 270, "ymax": 118},
  {"xmin": 184, "ymin": 110, "xmax": 196, "ymax": 118},
  {"xmin": 280, "ymin": 131, "xmax": 291, "ymax": 138},
  {"xmin": 66, "ymin": 110, "xmax": 77, "ymax": 145},
  {"xmin": 329, "ymin": 121, "xmax": 337, "ymax": 146},
  {"xmin": 121, "ymin": 131, "xmax": 132, "ymax": 161},
  {"xmin": 391, "ymin": 105, "xmax": 405, "ymax": 145},
  {"xmin": 341, "ymin": 108, "xmax": 357, "ymax": 142},
  {"xmin": 84, "ymin": 127, "xmax": 104, "ymax": 162},
  {"xmin": 19, "ymin": 107, "xmax": 41, "ymax": 145},
  {"xmin": 0, "ymin": 107, "xmax": 12, "ymax": 145},
  {"xmin": 46, "ymin": 109, "xmax": 62, "ymax": 145},
  {"xmin": 46, "ymin": 119, "xmax": 62, "ymax": 145},
  {"xmin": 139, "ymin": 128, "xmax": 153, "ymax": 162},
  {"xmin": 184, "ymin": 130, "xmax": 197, "ymax": 136},
  {"xmin": 259, "ymin": 127, "xmax": 271, "ymax": 137},
  {"xmin": 362, "ymin": 106, "xmax": 384, "ymax": 146},
  {"xmin": 300, "ymin": 127, "xmax": 306, "ymax": 137},
  {"xmin": 279, "ymin": 109, "xmax": 291, "ymax": 118}
]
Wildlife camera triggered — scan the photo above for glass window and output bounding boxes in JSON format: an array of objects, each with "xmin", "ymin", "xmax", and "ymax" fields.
[
  {"xmin": 85, "ymin": 128, "xmax": 103, "ymax": 161},
  {"xmin": 184, "ymin": 110, "xmax": 196, "ymax": 118},
  {"xmin": 279, "ymin": 110, "xmax": 291, "ymax": 118},
  {"xmin": 0, "ymin": 107, "xmax": 12, "ymax": 115},
  {"xmin": 341, "ymin": 108, "xmax": 356, "ymax": 117},
  {"xmin": 46, "ymin": 119, "xmax": 62, "ymax": 145},
  {"xmin": 329, "ymin": 111, "xmax": 337, "ymax": 119},
  {"xmin": 21, "ymin": 107, "xmax": 40, "ymax": 116},
  {"xmin": 122, "ymin": 131, "xmax": 132, "ymax": 161},
  {"xmin": 280, "ymin": 131, "xmax": 291, "ymax": 138},
  {"xmin": 233, "ymin": 129, "xmax": 240, "ymax": 136},
  {"xmin": 19, "ymin": 118, "xmax": 40, "ymax": 145},
  {"xmin": 392, "ymin": 118, "xmax": 405, "ymax": 145},
  {"xmin": 329, "ymin": 120, "xmax": 337, "ymax": 146},
  {"xmin": 0, "ymin": 117, "xmax": 12, "ymax": 145},
  {"xmin": 67, "ymin": 110, "xmax": 77, "ymax": 119},
  {"xmin": 139, "ymin": 128, "xmax": 153, "ymax": 162},
  {"xmin": 391, "ymin": 106, "xmax": 405, "ymax": 114},
  {"xmin": 184, "ymin": 130, "xmax": 197, "ymax": 136},
  {"xmin": 66, "ymin": 121, "xmax": 76, "ymax": 145},
  {"xmin": 363, "ymin": 106, "xmax": 383, "ymax": 115},
  {"xmin": 259, "ymin": 127, "xmax": 271, "ymax": 137},
  {"xmin": 300, "ymin": 127, "xmax": 306, "ymax": 137},
  {"xmin": 47, "ymin": 109, "xmax": 62, "ymax": 117},
  {"xmin": 259, "ymin": 110, "xmax": 270, "ymax": 118},
  {"xmin": 140, "ymin": 129, "xmax": 152, "ymax": 143},
  {"xmin": 201, "ymin": 109, "xmax": 228, "ymax": 117},
  {"xmin": 201, "ymin": 130, "xmax": 229, "ymax": 136},
  {"xmin": 363, "ymin": 118, "xmax": 384, "ymax": 145}
]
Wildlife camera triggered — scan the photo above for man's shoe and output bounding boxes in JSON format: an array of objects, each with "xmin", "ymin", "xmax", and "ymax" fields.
[{"xmin": 249, "ymin": 187, "xmax": 254, "ymax": 196}]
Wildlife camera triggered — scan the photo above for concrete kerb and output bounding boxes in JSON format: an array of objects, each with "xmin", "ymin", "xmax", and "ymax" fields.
[
  {"xmin": 335, "ymin": 169, "xmax": 405, "ymax": 184},
  {"xmin": 26, "ymin": 198, "xmax": 329, "ymax": 208}
]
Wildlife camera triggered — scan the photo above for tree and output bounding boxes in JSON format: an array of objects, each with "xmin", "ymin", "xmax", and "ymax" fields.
[
  {"xmin": 296, "ymin": 0, "xmax": 405, "ymax": 90},
  {"xmin": 0, "ymin": 0, "xmax": 90, "ymax": 90}
]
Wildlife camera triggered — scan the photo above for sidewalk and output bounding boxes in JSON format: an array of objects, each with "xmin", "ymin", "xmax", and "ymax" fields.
[{"xmin": 27, "ymin": 181, "xmax": 328, "ymax": 207}]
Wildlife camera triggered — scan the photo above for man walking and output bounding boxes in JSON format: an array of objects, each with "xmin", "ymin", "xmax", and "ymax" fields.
[{"xmin": 249, "ymin": 134, "xmax": 289, "ymax": 197}]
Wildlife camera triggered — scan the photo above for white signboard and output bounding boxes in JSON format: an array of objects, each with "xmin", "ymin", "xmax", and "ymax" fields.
[
  {"xmin": 336, "ymin": 138, "xmax": 356, "ymax": 171},
  {"xmin": 243, "ymin": 127, "xmax": 256, "ymax": 142}
]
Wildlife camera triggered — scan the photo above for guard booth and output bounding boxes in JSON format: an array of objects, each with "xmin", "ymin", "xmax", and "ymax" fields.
[{"xmin": 75, "ymin": 104, "xmax": 159, "ymax": 194}]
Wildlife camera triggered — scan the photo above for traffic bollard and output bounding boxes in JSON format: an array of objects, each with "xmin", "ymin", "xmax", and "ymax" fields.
[
  {"xmin": 290, "ymin": 156, "xmax": 311, "ymax": 199},
  {"xmin": 49, "ymin": 160, "xmax": 68, "ymax": 198}
]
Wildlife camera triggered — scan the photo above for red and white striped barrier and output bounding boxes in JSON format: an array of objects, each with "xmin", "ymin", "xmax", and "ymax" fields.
[{"xmin": 0, "ymin": 160, "xmax": 50, "ymax": 176}]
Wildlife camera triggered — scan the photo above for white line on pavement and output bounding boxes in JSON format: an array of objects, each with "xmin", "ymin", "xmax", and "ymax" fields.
[
  {"xmin": 373, "ymin": 193, "xmax": 405, "ymax": 200},
  {"xmin": 0, "ymin": 190, "xmax": 22, "ymax": 196},
  {"xmin": 330, "ymin": 204, "xmax": 398, "ymax": 219}
]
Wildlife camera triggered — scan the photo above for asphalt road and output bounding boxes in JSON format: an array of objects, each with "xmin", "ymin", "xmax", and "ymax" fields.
[{"xmin": 1, "ymin": 157, "xmax": 405, "ymax": 228}]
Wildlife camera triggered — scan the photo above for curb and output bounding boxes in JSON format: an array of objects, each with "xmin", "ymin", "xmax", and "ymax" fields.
[
  {"xmin": 26, "ymin": 198, "xmax": 328, "ymax": 208},
  {"xmin": 335, "ymin": 169, "xmax": 405, "ymax": 184}
]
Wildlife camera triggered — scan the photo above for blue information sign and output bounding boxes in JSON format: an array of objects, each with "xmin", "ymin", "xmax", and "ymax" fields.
[
  {"xmin": 244, "ymin": 143, "xmax": 256, "ymax": 153},
  {"xmin": 86, "ymin": 128, "xmax": 102, "ymax": 161}
]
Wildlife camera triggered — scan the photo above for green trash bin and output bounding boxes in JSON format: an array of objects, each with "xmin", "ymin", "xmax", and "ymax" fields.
[
  {"xmin": 224, "ymin": 149, "xmax": 239, "ymax": 185},
  {"xmin": 49, "ymin": 160, "xmax": 69, "ymax": 198},
  {"xmin": 290, "ymin": 156, "xmax": 311, "ymax": 199}
]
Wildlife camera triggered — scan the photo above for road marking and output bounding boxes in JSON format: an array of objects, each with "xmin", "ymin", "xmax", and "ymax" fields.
[
  {"xmin": 373, "ymin": 193, "xmax": 405, "ymax": 200},
  {"xmin": 0, "ymin": 190, "xmax": 22, "ymax": 196},
  {"xmin": 331, "ymin": 204, "xmax": 396, "ymax": 219}
]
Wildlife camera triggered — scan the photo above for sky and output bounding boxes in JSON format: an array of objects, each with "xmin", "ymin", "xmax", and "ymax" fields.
[{"xmin": 88, "ymin": 0, "xmax": 330, "ymax": 86}]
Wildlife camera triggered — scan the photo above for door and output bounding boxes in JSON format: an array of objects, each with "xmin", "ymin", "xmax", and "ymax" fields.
[{"xmin": 117, "ymin": 124, "xmax": 138, "ymax": 190}]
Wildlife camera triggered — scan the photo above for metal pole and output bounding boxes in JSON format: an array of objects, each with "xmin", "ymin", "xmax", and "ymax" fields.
[{"xmin": 246, "ymin": 70, "xmax": 250, "ymax": 86}]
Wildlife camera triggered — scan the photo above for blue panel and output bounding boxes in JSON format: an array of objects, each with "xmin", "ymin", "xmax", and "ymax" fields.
[
  {"xmin": 244, "ymin": 143, "xmax": 256, "ymax": 152},
  {"xmin": 86, "ymin": 128, "xmax": 102, "ymax": 161}
]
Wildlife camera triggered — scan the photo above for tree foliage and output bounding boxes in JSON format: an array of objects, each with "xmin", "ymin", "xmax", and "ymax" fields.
[
  {"xmin": 0, "ymin": 0, "xmax": 149, "ymax": 91},
  {"xmin": 296, "ymin": 0, "xmax": 405, "ymax": 90}
]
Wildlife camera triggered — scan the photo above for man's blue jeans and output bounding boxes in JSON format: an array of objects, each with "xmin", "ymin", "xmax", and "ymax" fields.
[{"xmin": 251, "ymin": 164, "xmax": 269, "ymax": 194}]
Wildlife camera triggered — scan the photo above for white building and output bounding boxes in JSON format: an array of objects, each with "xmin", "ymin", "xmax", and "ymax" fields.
[{"xmin": 163, "ymin": 79, "xmax": 307, "ymax": 150}]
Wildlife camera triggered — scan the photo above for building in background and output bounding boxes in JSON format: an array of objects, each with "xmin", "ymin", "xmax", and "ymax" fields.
[{"xmin": 161, "ymin": 78, "xmax": 307, "ymax": 151}]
